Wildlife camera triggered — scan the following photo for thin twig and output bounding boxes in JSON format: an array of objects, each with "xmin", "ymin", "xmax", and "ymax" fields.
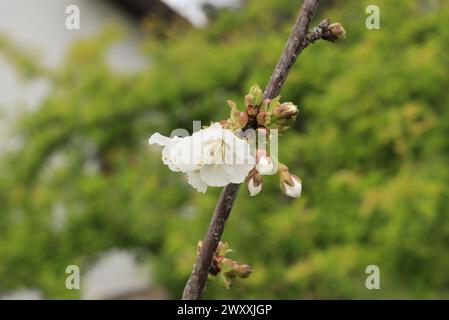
[
  {"xmin": 263, "ymin": 0, "xmax": 320, "ymax": 99},
  {"xmin": 182, "ymin": 0, "xmax": 338, "ymax": 300}
]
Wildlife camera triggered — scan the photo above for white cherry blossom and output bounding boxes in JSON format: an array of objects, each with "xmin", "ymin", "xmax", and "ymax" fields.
[{"xmin": 149, "ymin": 123, "xmax": 255, "ymax": 193}]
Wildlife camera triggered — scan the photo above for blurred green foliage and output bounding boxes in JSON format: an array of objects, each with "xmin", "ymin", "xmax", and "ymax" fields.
[{"xmin": 1, "ymin": 0, "xmax": 449, "ymax": 299}]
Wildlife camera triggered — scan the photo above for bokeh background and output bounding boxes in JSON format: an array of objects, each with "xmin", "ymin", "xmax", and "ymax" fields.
[{"xmin": 1, "ymin": 0, "xmax": 448, "ymax": 299}]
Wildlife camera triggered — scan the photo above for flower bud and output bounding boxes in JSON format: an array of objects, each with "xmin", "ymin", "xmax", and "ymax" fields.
[
  {"xmin": 247, "ymin": 169, "xmax": 263, "ymax": 196},
  {"xmin": 248, "ymin": 84, "xmax": 263, "ymax": 107},
  {"xmin": 210, "ymin": 242, "xmax": 252, "ymax": 289},
  {"xmin": 256, "ymin": 111, "xmax": 270, "ymax": 127},
  {"xmin": 273, "ymin": 102, "xmax": 298, "ymax": 119},
  {"xmin": 239, "ymin": 112, "xmax": 249, "ymax": 127},
  {"xmin": 328, "ymin": 23, "xmax": 346, "ymax": 41},
  {"xmin": 226, "ymin": 100, "xmax": 248, "ymax": 129},
  {"xmin": 245, "ymin": 94, "xmax": 259, "ymax": 116},
  {"xmin": 244, "ymin": 94, "xmax": 253, "ymax": 107},
  {"xmin": 230, "ymin": 263, "xmax": 252, "ymax": 278},
  {"xmin": 279, "ymin": 168, "xmax": 302, "ymax": 198},
  {"xmin": 217, "ymin": 241, "xmax": 232, "ymax": 257},
  {"xmin": 256, "ymin": 149, "xmax": 276, "ymax": 175}
]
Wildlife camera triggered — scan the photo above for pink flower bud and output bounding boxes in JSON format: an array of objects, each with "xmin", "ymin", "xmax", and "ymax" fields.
[
  {"xmin": 256, "ymin": 149, "xmax": 276, "ymax": 175},
  {"xmin": 273, "ymin": 102, "xmax": 298, "ymax": 119},
  {"xmin": 239, "ymin": 112, "xmax": 249, "ymax": 127},
  {"xmin": 247, "ymin": 170, "xmax": 263, "ymax": 196},
  {"xmin": 256, "ymin": 111, "xmax": 269, "ymax": 127},
  {"xmin": 280, "ymin": 172, "xmax": 302, "ymax": 198}
]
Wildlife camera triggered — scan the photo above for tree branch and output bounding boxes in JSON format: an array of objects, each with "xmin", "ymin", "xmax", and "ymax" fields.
[
  {"xmin": 263, "ymin": 0, "xmax": 319, "ymax": 99},
  {"xmin": 182, "ymin": 0, "xmax": 338, "ymax": 300}
]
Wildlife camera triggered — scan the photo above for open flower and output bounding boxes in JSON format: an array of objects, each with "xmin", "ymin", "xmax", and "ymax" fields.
[{"xmin": 149, "ymin": 123, "xmax": 255, "ymax": 193}]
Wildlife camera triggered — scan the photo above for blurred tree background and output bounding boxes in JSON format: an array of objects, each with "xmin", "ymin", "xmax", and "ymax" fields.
[{"xmin": 1, "ymin": 0, "xmax": 449, "ymax": 299}]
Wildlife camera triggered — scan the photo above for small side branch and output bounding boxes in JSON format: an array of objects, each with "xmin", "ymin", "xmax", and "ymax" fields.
[{"xmin": 306, "ymin": 19, "xmax": 344, "ymax": 43}]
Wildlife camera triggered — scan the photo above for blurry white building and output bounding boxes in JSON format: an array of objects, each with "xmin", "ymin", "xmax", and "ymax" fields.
[{"xmin": 0, "ymin": 0, "xmax": 236, "ymax": 300}]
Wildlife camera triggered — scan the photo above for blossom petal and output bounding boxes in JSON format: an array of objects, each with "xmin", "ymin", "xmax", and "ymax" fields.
[
  {"xmin": 200, "ymin": 165, "xmax": 230, "ymax": 186},
  {"xmin": 192, "ymin": 122, "xmax": 223, "ymax": 144},
  {"xmin": 148, "ymin": 132, "xmax": 172, "ymax": 146},
  {"xmin": 187, "ymin": 171, "xmax": 208, "ymax": 193},
  {"xmin": 224, "ymin": 164, "xmax": 253, "ymax": 184},
  {"xmin": 161, "ymin": 139, "xmax": 183, "ymax": 172},
  {"xmin": 224, "ymin": 134, "xmax": 255, "ymax": 166}
]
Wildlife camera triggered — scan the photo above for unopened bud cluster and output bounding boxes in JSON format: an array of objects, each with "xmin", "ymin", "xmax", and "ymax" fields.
[
  {"xmin": 223, "ymin": 85, "xmax": 302, "ymax": 199},
  {"xmin": 200, "ymin": 241, "xmax": 252, "ymax": 289},
  {"xmin": 225, "ymin": 84, "xmax": 298, "ymax": 132}
]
